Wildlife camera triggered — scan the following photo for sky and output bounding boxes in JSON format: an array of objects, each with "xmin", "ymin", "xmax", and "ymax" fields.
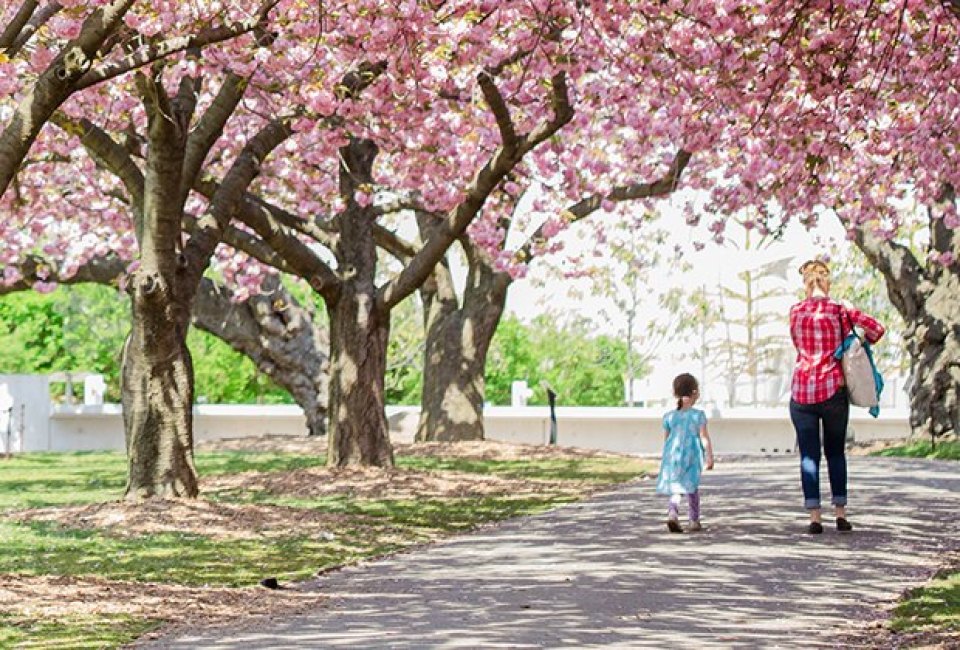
[{"xmin": 498, "ymin": 201, "xmax": 852, "ymax": 405}]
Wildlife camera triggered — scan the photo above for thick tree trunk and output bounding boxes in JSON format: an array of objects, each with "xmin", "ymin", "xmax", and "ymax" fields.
[
  {"xmin": 121, "ymin": 270, "xmax": 198, "ymax": 499},
  {"xmin": 327, "ymin": 288, "xmax": 393, "ymax": 465},
  {"xmin": 852, "ymin": 213, "xmax": 960, "ymax": 442},
  {"xmin": 416, "ymin": 240, "xmax": 510, "ymax": 442},
  {"xmin": 325, "ymin": 138, "xmax": 394, "ymax": 466},
  {"xmin": 192, "ymin": 276, "xmax": 330, "ymax": 436},
  {"xmin": 901, "ymin": 279, "xmax": 960, "ymax": 441}
]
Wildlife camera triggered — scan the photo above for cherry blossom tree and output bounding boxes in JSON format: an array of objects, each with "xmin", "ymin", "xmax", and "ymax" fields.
[
  {"xmin": 6, "ymin": 0, "xmax": 960, "ymax": 483},
  {"xmin": 0, "ymin": 0, "xmax": 272, "ymax": 198}
]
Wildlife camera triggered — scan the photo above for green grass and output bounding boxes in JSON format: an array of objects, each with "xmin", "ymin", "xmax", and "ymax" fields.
[
  {"xmin": 0, "ymin": 612, "xmax": 161, "ymax": 649},
  {"xmin": 873, "ymin": 439, "xmax": 960, "ymax": 461},
  {"xmin": 869, "ymin": 439, "xmax": 959, "ymax": 644},
  {"xmin": 0, "ymin": 448, "xmax": 649, "ymax": 648},
  {"xmin": 213, "ymin": 491, "xmax": 580, "ymax": 533},
  {"xmin": 892, "ymin": 564, "xmax": 960, "ymax": 633},
  {"xmin": 0, "ymin": 520, "xmax": 410, "ymax": 587},
  {"xmin": 0, "ymin": 450, "xmax": 328, "ymax": 510}
]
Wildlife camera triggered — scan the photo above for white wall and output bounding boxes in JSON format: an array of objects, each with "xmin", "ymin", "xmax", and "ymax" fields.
[
  {"xmin": 42, "ymin": 403, "xmax": 911, "ymax": 455},
  {"xmin": 0, "ymin": 374, "xmax": 52, "ymax": 452}
]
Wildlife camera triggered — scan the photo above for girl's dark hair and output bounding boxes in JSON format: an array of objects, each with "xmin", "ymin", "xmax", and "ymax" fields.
[{"xmin": 673, "ymin": 373, "xmax": 699, "ymax": 410}]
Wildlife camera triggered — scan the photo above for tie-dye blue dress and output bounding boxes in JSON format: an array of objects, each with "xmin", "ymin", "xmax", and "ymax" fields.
[{"xmin": 656, "ymin": 408, "xmax": 707, "ymax": 495}]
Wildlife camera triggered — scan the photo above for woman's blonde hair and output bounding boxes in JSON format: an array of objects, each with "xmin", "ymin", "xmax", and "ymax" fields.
[{"xmin": 799, "ymin": 259, "xmax": 830, "ymax": 295}]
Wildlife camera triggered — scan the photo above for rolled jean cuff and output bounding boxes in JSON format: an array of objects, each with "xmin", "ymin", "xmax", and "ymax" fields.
[
  {"xmin": 831, "ymin": 496, "xmax": 848, "ymax": 506},
  {"xmin": 804, "ymin": 498, "xmax": 821, "ymax": 510}
]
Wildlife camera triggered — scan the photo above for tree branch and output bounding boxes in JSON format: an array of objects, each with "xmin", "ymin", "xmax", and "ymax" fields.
[
  {"xmin": 180, "ymin": 72, "xmax": 248, "ymax": 204},
  {"xmin": 192, "ymin": 177, "xmax": 339, "ymax": 250},
  {"xmin": 0, "ymin": 0, "xmax": 137, "ymax": 199},
  {"xmin": 74, "ymin": 1, "xmax": 279, "ymax": 90},
  {"xmin": 51, "ymin": 113, "xmax": 145, "ymax": 217},
  {"xmin": 181, "ymin": 211, "xmax": 296, "ymax": 275},
  {"xmin": 230, "ymin": 194, "xmax": 342, "ymax": 302},
  {"xmin": 850, "ymin": 224, "xmax": 926, "ymax": 322},
  {"xmin": 0, "ymin": 1, "xmax": 63, "ymax": 57},
  {"xmin": 378, "ymin": 71, "xmax": 574, "ymax": 310},
  {"xmin": 477, "ymin": 72, "xmax": 517, "ymax": 145},
  {"xmin": 0, "ymin": 253, "xmax": 127, "ymax": 294},
  {"xmin": 183, "ymin": 116, "xmax": 292, "ymax": 283},
  {"xmin": 516, "ymin": 149, "xmax": 691, "ymax": 261}
]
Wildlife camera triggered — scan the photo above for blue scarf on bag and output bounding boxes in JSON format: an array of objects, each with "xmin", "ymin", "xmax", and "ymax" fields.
[{"xmin": 834, "ymin": 333, "xmax": 884, "ymax": 418}]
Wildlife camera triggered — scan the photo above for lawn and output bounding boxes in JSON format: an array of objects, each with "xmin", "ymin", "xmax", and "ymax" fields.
[
  {"xmin": 0, "ymin": 443, "xmax": 651, "ymax": 648},
  {"xmin": 872, "ymin": 438, "xmax": 959, "ymax": 643}
]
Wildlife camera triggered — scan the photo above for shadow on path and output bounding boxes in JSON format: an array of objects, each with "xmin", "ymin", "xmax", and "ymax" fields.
[{"xmin": 137, "ymin": 457, "xmax": 960, "ymax": 649}]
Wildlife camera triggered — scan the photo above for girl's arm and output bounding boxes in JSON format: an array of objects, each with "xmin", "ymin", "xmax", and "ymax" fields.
[{"xmin": 700, "ymin": 423, "xmax": 714, "ymax": 470}]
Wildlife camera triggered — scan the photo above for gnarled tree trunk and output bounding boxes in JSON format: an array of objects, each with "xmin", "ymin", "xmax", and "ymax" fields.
[
  {"xmin": 192, "ymin": 276, "xmax": 330, "ymax": 436},
  {"xmin": 852, "ymin": 203, "xmax": 960, "ymax": 442},
  {"xmin": 327, "ymin": 284, "xmax": 393, "ymax": 465},
  {"xmin": 901, "ymin": 275, "xmax": 960, "ymax": 441},
  {"xmin": 416, "ymin": 237, "xmax": 510, "ymax": 442},
  {"xmin": 326, "ymin": 138, "xmax": 394, "ymax": 466},
  {"xmin": 122, "ymin": 269, "xmax": 198, "ymax": 499}
]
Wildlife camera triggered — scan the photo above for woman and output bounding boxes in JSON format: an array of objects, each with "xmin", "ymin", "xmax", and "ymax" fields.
[{"xmin": 789, "ymin": 259, "xmax": 885, "ymax": 535}]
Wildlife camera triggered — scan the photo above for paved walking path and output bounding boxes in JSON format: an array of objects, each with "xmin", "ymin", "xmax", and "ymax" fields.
[{"xmin": 140, "ymin": 456, "xmax": 959, "ymax": 649}]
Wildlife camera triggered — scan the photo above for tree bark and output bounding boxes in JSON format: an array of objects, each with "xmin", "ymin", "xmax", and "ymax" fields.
[
  {"xmin": 416, "ymin": 237, "xmax": 510, "ymax": 442},
  {"xmin": 122, "ymin": 269, "xmax": 198, "ymax": 499},
  {"xmin": 326, "ymin": 138, "xmax": 394, "ymax": 466},
  {"xmin": 902, "ymin": 278, "xmax": 960, "ymax": 441},
  {"xmin": 191, "ymin": 276, "xmax": 330, "ymax": 436},
  {"xmin": 852, "ymin": 219, "xmax": 960, "ymax": 442}
]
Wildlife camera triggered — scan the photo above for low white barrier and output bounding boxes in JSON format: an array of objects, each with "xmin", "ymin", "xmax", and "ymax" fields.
[{"xmin": 37, "ymin": 403, "xmax": 911, "ymax": 455}]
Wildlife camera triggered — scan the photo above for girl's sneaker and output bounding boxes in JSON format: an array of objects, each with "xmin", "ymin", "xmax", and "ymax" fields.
[
  {"xmin": 666, "ymin": 519, "xmax": 683, "ymax": 533},
  {"xmin": 687, "ymin": 521, "xmax": 703, "ymax": 532}
]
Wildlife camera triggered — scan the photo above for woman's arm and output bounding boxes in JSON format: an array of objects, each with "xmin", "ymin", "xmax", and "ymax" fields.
[{"xmin": 846, "ymin": 306, "xmax": 885, "ymax": 344}]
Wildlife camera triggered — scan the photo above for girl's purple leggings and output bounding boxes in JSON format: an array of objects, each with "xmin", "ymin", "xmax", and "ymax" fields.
[{"xmin": 668, "ymin": 491, "xmax": 701, "ymax": 521}]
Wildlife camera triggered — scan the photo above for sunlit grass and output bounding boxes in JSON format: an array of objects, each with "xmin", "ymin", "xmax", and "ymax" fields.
[
  {"xmin": 0, "ymin": 520, "xmax": 410, "ymax": 587},
  {"xmin": 213, "ymin": 491, "xmax": 580, "ymax": 533},
  {"xmin": 0, "ymin": 612, "xmax": 161, "ymax": 649},
  {"xmin": 873, "ymin": 439, "xmax": 960, "ymax": 461},
  {"xmin": 892, "ymin": 564, "xmax": 960, "ymax": 633},
  {"xmin": 0, "ymin": 450, "xmax": 328, "ymax": 510}
]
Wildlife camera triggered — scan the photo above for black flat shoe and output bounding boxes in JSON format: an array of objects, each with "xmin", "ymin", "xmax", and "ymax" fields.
[
  {"xmin": 667, "ymin": 519, "xmax": 683, "ymax": 533},
  {"xmin": 807, "ymin": 522, "xmax": 824, "ymax": 535},
  {"xmin": 836, "ymin": 517, "xmax": 853, "ymax": 533}
]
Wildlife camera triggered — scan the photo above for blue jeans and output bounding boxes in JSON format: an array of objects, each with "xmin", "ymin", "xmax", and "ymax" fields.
[{"xmin": 789, "ymin": 388, "xmax": 849, "ymax": 510}]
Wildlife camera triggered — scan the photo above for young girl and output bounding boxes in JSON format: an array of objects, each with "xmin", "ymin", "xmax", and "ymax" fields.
[{"xmin": 656, "ymin": 373, "xmax": 715, "ymax": 533}]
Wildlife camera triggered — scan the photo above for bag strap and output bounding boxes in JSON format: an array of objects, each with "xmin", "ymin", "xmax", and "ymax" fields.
[{"xmin": 839, "ymin": 306, "xmax": 863, "ymax": 342}]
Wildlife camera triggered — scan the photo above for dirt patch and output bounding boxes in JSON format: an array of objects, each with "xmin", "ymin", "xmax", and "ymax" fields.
[
  {"xmin": 846, "ymin": 438, "xmax": 913, "ymax": 456},
  {"xmin": 205, "ymin": 466, "xmax": 590, "ymax": 501},
  {"xmin": 197, "ymin": 435, "xmax": 624, "ymax": 461},
  {"xmin": 0, "ymin": 574, "xmax": 325, "ymax": 637},
  {"xmin": 7, "ymin": 498, "xmax": 367, "ymax": 540}
]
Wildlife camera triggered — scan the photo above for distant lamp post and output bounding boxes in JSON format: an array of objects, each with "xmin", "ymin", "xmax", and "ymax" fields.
[{"xmin": 542, "ymin": 382, "xmax": 558, "ymax": 446}]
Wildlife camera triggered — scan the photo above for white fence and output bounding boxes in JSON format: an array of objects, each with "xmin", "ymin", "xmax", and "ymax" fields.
[{"xmin": 0, "ymin": 373, "xmax": 912, "ymax": 455}]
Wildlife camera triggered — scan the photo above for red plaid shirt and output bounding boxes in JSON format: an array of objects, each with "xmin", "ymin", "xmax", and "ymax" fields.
[{"xmin": 789, "ymin": 297, "xmax": 885, "ymax": 404}]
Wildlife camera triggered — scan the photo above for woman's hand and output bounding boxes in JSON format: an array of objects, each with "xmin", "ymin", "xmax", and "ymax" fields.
[{"xmin": 706, "ymin": 454, "xmax": 715, "ymax": 470}]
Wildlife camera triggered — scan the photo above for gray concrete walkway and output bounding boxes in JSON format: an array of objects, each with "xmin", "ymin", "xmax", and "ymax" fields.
[{"xmin": 139, "ymin": 456, "xmax": 959, "ymax": 649}]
